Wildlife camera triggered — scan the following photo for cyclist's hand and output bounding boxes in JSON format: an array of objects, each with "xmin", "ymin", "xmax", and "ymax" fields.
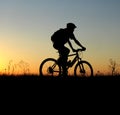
[{"xmin": 82, "ymin": 47, "xmax": 86, "ymax": 51}]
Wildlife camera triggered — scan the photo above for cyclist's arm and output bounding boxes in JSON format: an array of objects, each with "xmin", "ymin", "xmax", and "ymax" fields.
[
  {"xmin": 73, "ymin": 38, "xmax": 86, "ymax": 50},
  {"xmin": 73, "ymin": 38, "xmax": 82, "ymax": 47},
  {"xmin": 68, "ymin": 40, "xmax": 76, "ymax": 52},
  {"xmin": 70, "ymin": 33, "xmax": 85, "ymax": 48}
]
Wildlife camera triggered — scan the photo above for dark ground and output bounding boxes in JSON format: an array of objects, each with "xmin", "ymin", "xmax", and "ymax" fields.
[
  {"xmin": 0, "ymin": 74, "xmax": 120, "ymax": 81},
  {"xmin": 0, "ymin": 74, "xmax": 119, "ymax": 95}
]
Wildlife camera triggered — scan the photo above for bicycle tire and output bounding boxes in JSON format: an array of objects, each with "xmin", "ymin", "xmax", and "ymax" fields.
[
  {"xmin": 74, "ymin": 61, "xmax": 93, "ymax": 77},
  {"xmin": 39, "ymin": 58, "xmax": 61, "ymax": 77}
]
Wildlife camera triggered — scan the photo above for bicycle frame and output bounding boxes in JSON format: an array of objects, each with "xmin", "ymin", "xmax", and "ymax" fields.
[{"xmin": 67, "ymin": 51, "xmax": 82, "ymax": 69}]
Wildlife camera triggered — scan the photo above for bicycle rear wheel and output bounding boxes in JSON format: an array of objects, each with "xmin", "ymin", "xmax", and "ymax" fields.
[
  {"xmin": 74, "ymin": 61, "xmax": 93, "ymax": 77},
  {"xmin": 39, "ymin": 58, "xmax": 61, "ymax": 77}
]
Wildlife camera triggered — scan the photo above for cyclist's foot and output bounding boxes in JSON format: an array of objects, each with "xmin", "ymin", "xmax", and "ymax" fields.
[
  {"xmin": 67, "ymin": 60, "xmax": 71, "ymax": 66},
  {"xmin": 61, "ymin": 71, "xmax": 68, "ymax": 77}
]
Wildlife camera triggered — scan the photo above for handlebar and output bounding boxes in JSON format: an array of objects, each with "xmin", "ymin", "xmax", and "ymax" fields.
[
  {"xmin": 74, "ymin": 48, "xmax": 86, "ymax": 52},
  {"xmin": 68, "ymin": 48, "xmax": 85, "ymax": 57}
]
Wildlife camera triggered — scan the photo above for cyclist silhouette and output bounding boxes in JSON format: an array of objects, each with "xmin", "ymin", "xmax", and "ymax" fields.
[{"xmin": 51, "ymin": 23, "xmax": 86, "ymax": 76}]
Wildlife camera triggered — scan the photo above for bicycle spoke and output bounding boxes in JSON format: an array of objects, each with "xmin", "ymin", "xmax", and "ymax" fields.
[
  {"xmin": 74, "ymin": 61, "xmax": 93, "ymax": 77},
  {"xmin": 40, "ymin": 58, "xmax": 61, "ymax": 77}
]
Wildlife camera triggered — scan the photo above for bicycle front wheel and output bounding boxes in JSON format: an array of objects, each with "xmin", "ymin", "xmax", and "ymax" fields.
[
  {"xmin": 74, "ymin": 61, "xmax": 93, "ymax": 77},
  {"xmin": 39, "ymin": 58, "xmax": 61, "ymax": 77}
]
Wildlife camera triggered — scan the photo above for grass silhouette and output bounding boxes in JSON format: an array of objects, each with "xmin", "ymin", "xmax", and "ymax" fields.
[{"xmin": 0, "ymin": 74, "xmax": 120, "ymax": 80}]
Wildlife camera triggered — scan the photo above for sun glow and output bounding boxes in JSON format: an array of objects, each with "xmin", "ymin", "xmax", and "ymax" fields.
[{"xmin": 0, "ymin": 56, "xmax": 8, "ymax": 74}]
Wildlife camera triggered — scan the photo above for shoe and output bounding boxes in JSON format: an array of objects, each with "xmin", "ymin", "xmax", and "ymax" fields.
[
  {"xmin": 67, "ymin": 60, "xmax": 71, "ymax": 66},
  {"xmin": 61, "ymin": 69, "xmax": 68, "ymax": 77},
  {"xmin": 61, "ymin": 72, "xmax": 68, "ymax": 77}
]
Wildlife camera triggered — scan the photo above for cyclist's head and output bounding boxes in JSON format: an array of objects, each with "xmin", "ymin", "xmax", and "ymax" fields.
[{"xmin": 67, "ymin": 23, "xmax": 77, "ymax": 29}]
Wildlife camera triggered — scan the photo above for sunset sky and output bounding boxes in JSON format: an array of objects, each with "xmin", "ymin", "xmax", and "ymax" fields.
[{"xmin": 0, "ymin": 0, "xmax": 120, "ymax": 75}]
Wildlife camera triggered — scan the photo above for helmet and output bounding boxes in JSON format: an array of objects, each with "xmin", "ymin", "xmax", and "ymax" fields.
[{"xmin": 67, "ymin": 23, "xmax": 77, "ymax": 29}]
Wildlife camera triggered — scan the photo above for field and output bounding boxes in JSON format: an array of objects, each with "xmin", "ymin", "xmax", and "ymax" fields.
[
  {"xmin": 0, "ymin": 74, "xmax": 120, "ymax": 81},
  {"xmin": 0, "ymin": 74, "xmax": 119, "ymax": 93}
]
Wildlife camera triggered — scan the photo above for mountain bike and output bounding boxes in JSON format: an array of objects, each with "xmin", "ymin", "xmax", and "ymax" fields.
[{"xmin": 39, "ymin": 49, "xmax": 93, "ymax": 77}]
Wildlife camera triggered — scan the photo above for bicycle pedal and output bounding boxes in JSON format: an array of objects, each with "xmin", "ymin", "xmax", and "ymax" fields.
[{"xmin": 67, "ymin": 60, "xmax": 71, "ymax": 66}]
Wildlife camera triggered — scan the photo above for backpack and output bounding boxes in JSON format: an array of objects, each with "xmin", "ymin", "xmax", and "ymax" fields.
[{"xmin": 51, "ymin": 29, "xmax": 64, "ymax": 43}]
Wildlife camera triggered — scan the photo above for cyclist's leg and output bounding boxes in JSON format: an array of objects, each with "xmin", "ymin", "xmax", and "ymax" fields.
[{"xmin": 58, "ymin": 46, "xmax": 70, "ymax": 76}]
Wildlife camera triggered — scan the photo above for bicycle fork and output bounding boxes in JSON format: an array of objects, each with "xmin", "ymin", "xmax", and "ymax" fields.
[{"xmin": 78, "ymin": 60, "xmax": 85, "ymax": 74}]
